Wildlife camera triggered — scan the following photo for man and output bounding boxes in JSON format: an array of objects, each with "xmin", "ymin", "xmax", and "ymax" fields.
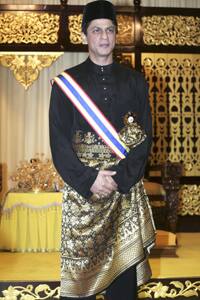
[{"xmin": 49, "ymin": 1, "xmax": 156, "ymax": 299}]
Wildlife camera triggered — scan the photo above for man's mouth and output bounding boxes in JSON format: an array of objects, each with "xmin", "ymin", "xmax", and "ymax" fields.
[{"xmin": 100, "ymin": 44, "xmax": 109, "ymax": 47}]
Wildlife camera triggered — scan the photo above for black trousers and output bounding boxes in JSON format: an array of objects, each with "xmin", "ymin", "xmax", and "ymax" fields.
[{"xmin": 60, "ymin": 265, "xmax": 137, "ymax": 300}]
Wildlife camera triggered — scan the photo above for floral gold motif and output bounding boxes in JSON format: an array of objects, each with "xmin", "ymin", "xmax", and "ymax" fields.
[
  {"xmin": 0, "ymin": 52, "xmax": 63, "ymax": 89},
  {"xmin": 142, "ymin": 16, "xmax": 200, "ymax": 46},
  {"xmin": 68, "ymin": 14, "xmax": 83, "ymax": 44},
  {"xmin": 68, "ymin": 14, "xmax": 134, "ymax": 45},
  {"xmin": 1, "ymin": 280, "xmax": 200, "ymax": 299},
  {"xmin": 0, "ymin": 12, "xmax": 59, "ymax": 44},
  {"xmin": 0, "ymin": 284, "xmax": 106, "ymax": 300},
  {"xmin": 138, "ymin": 280, "xmax": 200, "ymax": 298},
  {"xmin": 178, "ymin": 185, "xmax": 200, "ymax": 216},
  {"xmin": 116, "ymin": 14, "xmax": 134, "ymax": 45},
  {"xmin": 0, "ymin": 284, "xmax": 60, "ymax": 299}
]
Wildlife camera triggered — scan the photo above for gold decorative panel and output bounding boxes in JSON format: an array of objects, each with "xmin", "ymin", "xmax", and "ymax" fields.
[
  {"xmin": 1, "ymin": 280, "xmax": 200, "ymax": 299},
  {"xmin": 138, "ymin": 280, "xmax": 200, "ymax": 298},
  {"xmin": 114, "ymin": 53, "xmax": 135, "ymax": 68},
  {"xmin": 178, "ymin": 185, "xmax": 200, "ymax": 216},
  {"xmin": 68, "ymin": 14, "xmax": 134, "ymax": 45},
  {"xmin": 0, "ymin": 284, "xmax": 60, "ymax": 299},
  {"xmin": 68, "ymin": 14, "xmax": 83, "ymax": 44},
  {"xmin": 0, "ymin": 12, "xmax": 59, "ymax": 44},
  {"xmin": 0, "ymin": 52, "xmax": 63, "ymax": 89},
  {"xmin": 116, "ymin": 14, "xmax": 134, "ymax": 45},
  {"xmin": 142, "ymin": 16, "xmax": 200, "ymax": 46},
  {"xmin": 142, "ymin": 53, "xmax": 200, "ymax": 177}
]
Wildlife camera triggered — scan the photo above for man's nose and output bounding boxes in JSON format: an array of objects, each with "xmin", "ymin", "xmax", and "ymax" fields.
[{"xmin": 101, "ymin": 30, "xmax": 109, "ymax": 39}]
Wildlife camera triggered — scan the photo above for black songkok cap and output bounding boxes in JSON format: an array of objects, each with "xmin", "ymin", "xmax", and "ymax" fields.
[{"xmin": 82, "ymin": 0, "xmax": 117, "ymax": 34}]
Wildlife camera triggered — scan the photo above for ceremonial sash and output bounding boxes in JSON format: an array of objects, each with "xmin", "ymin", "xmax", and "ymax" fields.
[{"xmin": 53, "ymin": 71, "xmax": 129, "ymax": 159}]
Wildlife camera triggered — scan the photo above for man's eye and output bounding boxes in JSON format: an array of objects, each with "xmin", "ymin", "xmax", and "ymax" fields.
[
  {"xmin": 93, "ymin": 28, "xmax": 101, "ymax": 33},
  {"xmin": 107, "ymin": 28, "xmax": 115, "ymax": 33}
]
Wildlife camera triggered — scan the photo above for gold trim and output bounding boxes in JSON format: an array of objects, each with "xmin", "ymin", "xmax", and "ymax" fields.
[
  {"xmin": 142, "ymin": 16, "xmax": 200, "ymax": 46},
  {"xmin": 138, "ymin": 280, "xmax": 200, "ymax": 298},
  {"xmin": 0, "ymin": 52, "xmax": 64, "ymax": 89},
  {"xmin": 0, "ymin": 12, "xmax": 59, "ymax": 44}
]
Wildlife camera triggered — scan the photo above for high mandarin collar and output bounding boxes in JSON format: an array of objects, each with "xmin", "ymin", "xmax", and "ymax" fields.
[{"xmin": 86, "ymin": 57, "xmax": 114, "ymax": 75}]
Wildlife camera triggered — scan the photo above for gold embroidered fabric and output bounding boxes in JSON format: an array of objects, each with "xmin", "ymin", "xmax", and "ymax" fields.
[{"xmin": 60, "ymin": 121, "xmax": 155, "ymax": 297}]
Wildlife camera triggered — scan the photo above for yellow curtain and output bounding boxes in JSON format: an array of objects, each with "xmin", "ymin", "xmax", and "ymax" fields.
[{"xmin": 0, "ymin": 192, "xmax": 62, "ymax": 252}]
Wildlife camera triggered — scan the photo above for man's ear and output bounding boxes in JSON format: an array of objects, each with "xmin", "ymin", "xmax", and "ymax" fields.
[{"xmin": 81, "ymin": 33, "xmax": 88, "ymax": 45}]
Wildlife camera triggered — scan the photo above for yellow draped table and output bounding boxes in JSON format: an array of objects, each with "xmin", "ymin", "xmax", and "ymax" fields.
[{"xmin": 0, "ymin": 192, "xmax": 62, "ymax": 252}]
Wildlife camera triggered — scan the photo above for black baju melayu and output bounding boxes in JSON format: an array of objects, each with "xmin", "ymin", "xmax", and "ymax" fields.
[{"xmin": 49, "ymin": 57, "xmax": 156, "ymax": 299}]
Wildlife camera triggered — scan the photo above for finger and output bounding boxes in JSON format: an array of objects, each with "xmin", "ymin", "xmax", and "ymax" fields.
[
  {"xmin": 106, "ymin": 176, "xmax": 118, "ymax": 189},
  {"xmin": 100, "ymin": 170, "xmax": 116, "ymax": 176},
  {"xmin": 92, "ymin": 183, "xmax": 113, "ymax": 195},
  {"xmin": 103, "ymin": 183, "xmax": 117, "ymax": 193},
  {"xmin": 102, "ymin": 193, "xmax": 109, "ymax": 198},
  {"xmin": 99, "ymin": 184, "xmax": 116, "ymax": 194},
  {"xmin": 104, "ymin": 177, "xmax": 118, "ymax": 191}
]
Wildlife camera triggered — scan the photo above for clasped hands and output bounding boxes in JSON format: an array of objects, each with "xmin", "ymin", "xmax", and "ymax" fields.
[{"xmin": 90, "ymin": 170, "xmax": 118, "ymax": 199}]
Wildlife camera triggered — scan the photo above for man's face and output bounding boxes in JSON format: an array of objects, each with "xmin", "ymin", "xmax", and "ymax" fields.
[{"xmin": 84, "ymin": 19, "xmax": 116, "ymax": 62}]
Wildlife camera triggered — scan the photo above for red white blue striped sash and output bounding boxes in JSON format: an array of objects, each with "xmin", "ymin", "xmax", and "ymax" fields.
[{"xmin": 53, "ymin": 71, "xmax": 129, "ymax": 159}]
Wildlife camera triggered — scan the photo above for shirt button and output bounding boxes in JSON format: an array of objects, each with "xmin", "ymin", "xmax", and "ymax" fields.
[
  {"xmin": 103, "ymin": 87, "xmax": 107, "ymax": 90},
  {"xmin": 104, "ymin": 97, "xmax": 108, "ymax": 101},
  {"xmin": 102, "ymin": 77, "xmax": 105, "ymax": 81},
  {"xmin": 101, "ymin": 67, "xmax": 104, "ymax": 72}
]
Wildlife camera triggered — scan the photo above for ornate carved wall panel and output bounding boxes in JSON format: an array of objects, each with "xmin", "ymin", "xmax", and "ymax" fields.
[
  {"xmin": 178, "ymin": 185, "xmax": 200, "ymax": 216},
  {"xmin": 142, "ymin": 15, "xmax": 200, "ymax": 46},
  {"xmin": 68, "ymin": 14, "xmax": 82, "ymax": 45},
  {"xmin": 142, "ymin": 53, "xmax": 200, "ymax": 177},
  {"xmin": 0, "ymin": 5, "xmax": 199, "ymax": 52},
  {"xmin": 113, "ymin": 52, "xmax": 135, "ymax": 68},
  {"xmin": 0, "ymin": 52, "xmax": 63, "ymax": 89},
  {"xmin": 142, "ymin": 53, "xmax": 200, "ymax": 216},
  {"xmin": 0, "ymin": 12, "xmax": 60, "ymax": 44}
]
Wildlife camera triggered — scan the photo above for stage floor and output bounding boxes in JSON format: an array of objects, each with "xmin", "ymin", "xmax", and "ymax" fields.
[{"xmin": 0, "ymin": 233, "xmax": 200, "ymax": 281}]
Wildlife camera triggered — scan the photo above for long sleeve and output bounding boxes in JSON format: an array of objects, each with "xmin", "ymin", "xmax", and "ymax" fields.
[
  {"xmin": 49, "ymin": 82, "xmax": 98, "ymax": 198},
  {"xmin": 111, "ymin": 73, "xmax": 152, "ymax": 193}
]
